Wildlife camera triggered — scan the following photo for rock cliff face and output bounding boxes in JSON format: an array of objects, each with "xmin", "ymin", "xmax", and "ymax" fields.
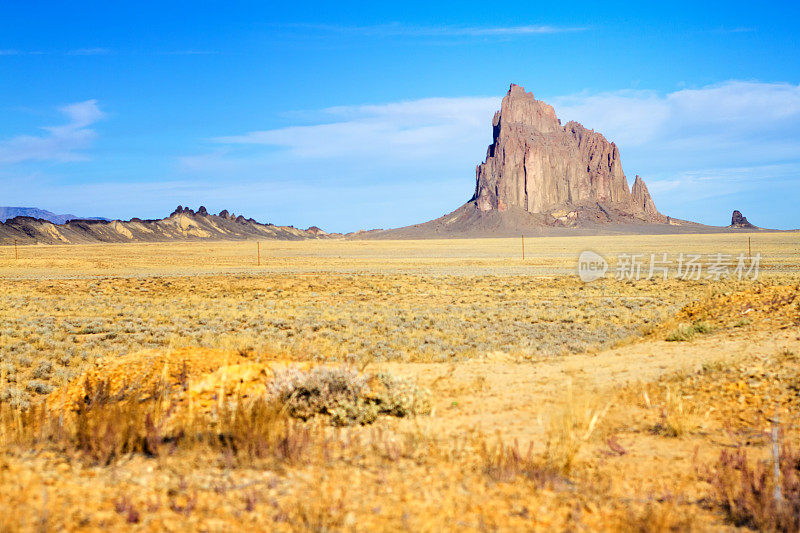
[{"xmin": 471, "ymin": 84, "xmax": 665, "ymax": 223}]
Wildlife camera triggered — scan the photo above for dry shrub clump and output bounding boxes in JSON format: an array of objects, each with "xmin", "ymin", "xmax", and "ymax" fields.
[
  {"xmin": 708, "ymin": 444, "xmax": 800, "ymax": 532},
  {"xmin": 1, "ymin": 364, "xmax": 432, "ymax": 468},
  {"xmin": 0, "ymin": 378, "xmax": 318, "ymax": 467},
  {"xmin": 480, "ymin": 439, "xmax": 565, "ymax": 487},
  {"xmin": 269, "ymin": 366, "xmax": 431, "ymax": 426}
]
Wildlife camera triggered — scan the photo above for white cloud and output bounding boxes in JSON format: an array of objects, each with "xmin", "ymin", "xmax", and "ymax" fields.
[
  {"xmin": 205, "ymin": 80, "xmax": 800, "ymax": 184},
  {"xmin": 0, "ymin": 100, "xmax": 105, "ymax": 165},
  {"xmin": 551, "ymin": 81, "xmax": 800, "ymax": 156},
  {"xmin": 206, "ymin": 96, "xmax": 499, "ymax": 163}
]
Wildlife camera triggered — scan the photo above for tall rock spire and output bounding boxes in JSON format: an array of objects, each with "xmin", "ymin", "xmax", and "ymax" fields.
[{"xmin": 471, "ymin": 84, "xmax": 664, "ymax": 222}]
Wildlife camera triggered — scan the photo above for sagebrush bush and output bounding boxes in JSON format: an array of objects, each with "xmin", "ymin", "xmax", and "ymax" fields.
[
  {"xmin": 26, "ymin": 379, "xmax": 53, "ymax": 395},
  {"xmin": 0, "ymin": 385, "xmax": 30, "ymax": 409},
  {"xmin": 32, "ymin": 360, "xmax": 53, "ymax": 379},
  {"xmin": 269, "ymin": 366, "xmax": 431, "ymax": 426}
]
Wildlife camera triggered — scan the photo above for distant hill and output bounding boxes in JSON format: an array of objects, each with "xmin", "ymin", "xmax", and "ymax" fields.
[{"xmin": 0, "ymin": 207, "xmax": 108, "ymax": 224}]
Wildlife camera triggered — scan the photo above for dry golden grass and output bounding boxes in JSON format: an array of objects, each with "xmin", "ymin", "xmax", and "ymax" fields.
[{"xmin": 0, "ymin": 235, "xmax": 799, "ymax": 531}]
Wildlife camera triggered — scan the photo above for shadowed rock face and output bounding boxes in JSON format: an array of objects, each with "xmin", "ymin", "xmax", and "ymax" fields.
[
  {"xmin": 730, "ymin": 210, "xmax": 756, "ymax": 229},
  {"xmin": 472, "ymin": 84, "xmax": 665, "ymax": 222}
]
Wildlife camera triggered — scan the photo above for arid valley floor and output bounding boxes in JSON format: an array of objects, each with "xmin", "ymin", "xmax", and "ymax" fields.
[{"xmin": 1, "ymin": 233, "xmax": 799, "ymax": 531}]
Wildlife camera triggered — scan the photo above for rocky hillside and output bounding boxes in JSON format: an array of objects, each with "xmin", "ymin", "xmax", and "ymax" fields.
[{"xmin": 0, "ymin": 206, "xmax": 334, "ymax": 246}]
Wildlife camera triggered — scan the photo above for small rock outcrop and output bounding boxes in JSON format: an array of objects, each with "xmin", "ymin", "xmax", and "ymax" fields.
[
  {"xmin": 730, "ymin": 210, "xmax": 756, "ymax": 229},
  {"xmin": 306, "ymin": 226, "xmax": 327, "ymax": 236},
  {"xmin": 471, "ymin": 84, "xmax": 665, "ymax": 223}
]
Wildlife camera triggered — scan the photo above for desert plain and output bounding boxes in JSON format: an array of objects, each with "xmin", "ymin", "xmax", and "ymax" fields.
[{"xmin": 1, "ymin": 232, "xmax": 799, "ymax": 531}]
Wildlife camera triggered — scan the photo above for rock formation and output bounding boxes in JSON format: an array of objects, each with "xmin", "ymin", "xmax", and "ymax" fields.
[
  {"xmin": 471, "ymin": 84, "xmax": 665, "ymax": 223},
  {"xmin": 0, "ymin": 206, "xmax": 334, "ymax": 246},
  {"xmin": 631, "ymin": 176, "xmax": 661, "ymax": 221},
  {"xmin": 730, "ymin": 210, "xmax": 756, "ymax": 229}
]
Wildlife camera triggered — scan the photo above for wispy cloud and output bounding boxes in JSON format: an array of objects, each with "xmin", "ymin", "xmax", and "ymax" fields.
[
  {"xmin": 0, "ymin": 100, "xmax": 105, "ymax": 165},
  {"xmin": 283, "ymin": 22, "xmax": 585, "ymax": 38},
  {"xmin": 551, "ymin": 81, "xmax": 800, "ymax": 170},
  {"xmin": 67, "ymin": 47, "xmax": 113, "ymax": 56},
  {"xmin": 0, "ymin": 48, "xmax": 110, "ymax": 56},
  {"xmin": 0, "ymin": 49, "xmax": 44, "ymax": 56},
  {"xmin": 708, "ymin": 27, "xmax": 756, "ymax": 34},
  {"xmin": 210, "ymin": 97, "xmax": 499, "ymax": 160},
  {"xmin": 162, "ymin": 50, "xmax": 218, "ymax": 55}
]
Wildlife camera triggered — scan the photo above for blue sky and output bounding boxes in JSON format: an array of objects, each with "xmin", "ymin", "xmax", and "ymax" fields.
[{"xmin": 1, "ymin": 1, "xmax": 799, "ymax": 231}]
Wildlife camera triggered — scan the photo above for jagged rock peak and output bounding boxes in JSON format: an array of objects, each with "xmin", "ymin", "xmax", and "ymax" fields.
[
  {"xmin": 631, "ymin": 176, "xmax": 664, "ymax": 222},
  {"xmin": 471, "ymin": 83, "xmax": 665, "ymax": 223},
  {"xmin": 730, "ymin": 210, "xmax": 756, "ymax": 229},
  {"xmin": 497, "ymin": 84, "xmax": 561, "ymax": 133}
]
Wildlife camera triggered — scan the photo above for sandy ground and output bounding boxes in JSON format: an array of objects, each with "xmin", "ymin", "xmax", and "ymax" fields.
[{"xmin": 385, "ymin": 327, "xmax": 800, "ymax": 442}]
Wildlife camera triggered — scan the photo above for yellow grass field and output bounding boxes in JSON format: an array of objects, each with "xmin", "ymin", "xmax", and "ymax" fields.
[{"xmin": 1, "ymin": 233, "xmax": 799, "ymax": 531}]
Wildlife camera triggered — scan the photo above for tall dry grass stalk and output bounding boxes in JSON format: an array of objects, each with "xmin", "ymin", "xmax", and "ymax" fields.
[
  {"xmin": 545, "ymin": 384, "xmax": 611, "ymax": 474},
  {"xmin": 657, "ymin": 386, "xmax": 690, "ymax": 437}
]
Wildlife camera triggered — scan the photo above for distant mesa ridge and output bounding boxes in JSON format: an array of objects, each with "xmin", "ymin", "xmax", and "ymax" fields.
[
  {"xmin": 0, "ymin": 205, "xmax": 333, "ymax": 246},
  {"xmin": 0, "ymin": 206, "xmax": 108, "ymax": 225}
]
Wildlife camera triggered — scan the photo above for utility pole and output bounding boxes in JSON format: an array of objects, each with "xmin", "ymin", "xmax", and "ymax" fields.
[
  {"xmin": 748, "ymin": 237, "xmax": 752, "ymax": 258},
  {"xmin": 521, "ymin": 235, "xmax": 525, "ymax": 260},
  {"xmin": 14, "ymin": 239, "xmax": 18, "ymax": 260},
  {"xmin": 257, "ymin": 241, "xmax": 260, "ymax": 266}
]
